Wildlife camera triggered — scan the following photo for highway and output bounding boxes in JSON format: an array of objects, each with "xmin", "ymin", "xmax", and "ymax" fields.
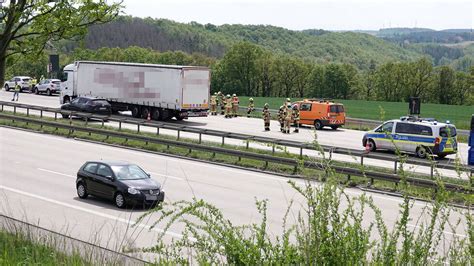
[
  {"xmin": 0, "ymin": 127, "xmax": 469, "ymax": 259},
  {"xmin": 0, "ymin": 90, "xmax": 470, "ymax": 181}
]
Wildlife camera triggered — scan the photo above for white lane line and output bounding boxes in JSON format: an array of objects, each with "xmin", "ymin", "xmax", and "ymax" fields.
[
  {"xmin": 38, "ymin": 168, "xmax": 75, "ymax": 178},
  {"xmin": 148, "ymin": 172, "xmax": 184, "ymax": 181},
  {"xmin": 0, "ymin": 185, "xmax": 184, "ymax": 239}
]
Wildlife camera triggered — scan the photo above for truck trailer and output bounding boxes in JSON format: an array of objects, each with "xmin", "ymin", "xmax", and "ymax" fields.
[{"xmin": 60, "ymin": 61, "xmax": 210, "ymax": 120}]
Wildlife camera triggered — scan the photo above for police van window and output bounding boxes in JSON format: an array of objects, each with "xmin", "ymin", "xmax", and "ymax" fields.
[
  {"xmin": 440, "ymin": 126, "xmax": 457, "ymax": 137},
  {"xmin": 300, "ymin": 103, "xmax": 311, "ymax": 111},
  {"xmin": 376, "ymin": 122, "xmax": 394, "ymax": 133},
  {"xmin": 396, "ymin": 123, "xmax": 432, "ymax": 136},
  {"xmin": 83, "ymin": 163, "xmax": 98, "ymax": 174}
]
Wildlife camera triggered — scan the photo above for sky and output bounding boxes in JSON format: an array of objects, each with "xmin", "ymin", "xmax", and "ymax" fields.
[{"xmin": 121, "ymin": 0, "xmax": 473, "ymax": 31}]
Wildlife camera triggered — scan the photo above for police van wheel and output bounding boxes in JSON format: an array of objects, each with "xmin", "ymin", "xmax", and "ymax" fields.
[
  {"xmin": 368, "ymin": 139, "xmax": 376, "ymax": 152},
  {"xmin": 314, "ymin": 120, "xmax": 323, "ymax": 130},
  {"xmin": 416, "ymin": 146, "xmax": 430, "ymax": 159}
]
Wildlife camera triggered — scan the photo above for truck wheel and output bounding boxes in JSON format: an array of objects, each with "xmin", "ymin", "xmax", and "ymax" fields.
[
  {"xmin": 314, "ymin": 120, "xmax": 323, "ymax": 130},
  {"xmin": 161, "ymin": 110, "xmax": 170, "ymax": 121},
  {"xmin": 4, "ymin": 84, "xmax": 9, "ymax": 91},
  {"xmin": 175, "ymin": 115, "xmax": 184, "ymax": 121},
  {"xmin": 131, "ymin": 106, "xmax": 140, "ymax": 118},
  {"xmin": 151, "ymin": 108, "xmax": 160, "ymax": 120},
  {"xmin": 142, "ymin": 107, "xmax": 150, "ymax": 119}
]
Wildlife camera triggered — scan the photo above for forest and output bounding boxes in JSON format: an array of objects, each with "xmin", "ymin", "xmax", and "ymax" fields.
[{"xmin": 5, "ymin": 16, "xmax": 474, "ymax": 106}]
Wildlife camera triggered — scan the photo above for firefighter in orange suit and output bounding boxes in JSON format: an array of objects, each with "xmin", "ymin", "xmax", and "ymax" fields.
[
  {"xmin": 263, "ymin": 103, "xmax": 271, "ymax": 131},
  {"xmin": 225, "ymin": 94, "xmax": 232, "ymax": 118},
  {"xmin": 232, "ymin": 94, "xmax": 239, "ymax": 117}
]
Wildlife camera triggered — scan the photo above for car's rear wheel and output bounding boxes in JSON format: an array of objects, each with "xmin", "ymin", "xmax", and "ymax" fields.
[
  {"xmin": 4, "ymin": 84, "xmax": 9, "ymax": 91},
  {"xmin": 46, "ymin": 88, "xmax": 52, "ymax": 96},
  {"xmin": 416, "ymin": 146, "xmax": 430, "ymax": 159},
  {"xmin": 314, "ymin": 120, "xmax": 323, "ymax": 130},
  {"xmin": 77, "ymin": 183, "xmax": 88, "ymax": 199},
  {"xmin": 114, "ymin": 192, "xmax": 126, "ymax": 208},
  {"xmin": 61, "ymin": 113, "xmax": 69, "ymax": 119}
]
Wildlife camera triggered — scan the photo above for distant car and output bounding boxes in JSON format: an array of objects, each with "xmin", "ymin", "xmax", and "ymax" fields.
[
  {"xmin": 4, "ymin": 76, "xmax": 32, "ymax": 92},
  {"xmin": 60, "ymin": 96, "xmax": 112, "ymax": 118},
  {"xmin": 76, "ymin": 161, "xmax": 165, "ymax": 208},
  {"xmin": 33, "ymin": 79, "xmax": 61, "ymax": 96}
]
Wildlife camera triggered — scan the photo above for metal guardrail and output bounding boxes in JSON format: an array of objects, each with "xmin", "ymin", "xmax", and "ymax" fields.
[
  {"xmin": 0, "ymin": 214, "xmax": 148, "ymax": 265},
  {"xmin": 0, "ymin": 100, "xmax": 473, "ymax": 176},
  {"xmin": 0, "ymin": 112, "xmax": 471, "ymax": 193}
]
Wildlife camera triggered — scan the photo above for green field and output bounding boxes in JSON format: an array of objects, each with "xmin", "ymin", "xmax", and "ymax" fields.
[{"xmin": 239, "ymin": 97, "xmax": 473, "ymax": 130}]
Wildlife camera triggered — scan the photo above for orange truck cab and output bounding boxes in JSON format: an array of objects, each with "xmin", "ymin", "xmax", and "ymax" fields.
[{"xmin": 295, "ymin": 99, "xmax": 346, "ymax": 130}]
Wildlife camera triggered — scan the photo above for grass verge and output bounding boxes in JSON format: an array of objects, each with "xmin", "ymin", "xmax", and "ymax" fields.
[{"xmin": 0, "ymin": 230, "xmax": 87, "ymax": 265}]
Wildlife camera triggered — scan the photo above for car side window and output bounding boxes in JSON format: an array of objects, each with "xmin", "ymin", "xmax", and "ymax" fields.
[
  {"xmin": 300, "ymin": 103, "xmax": 311, "ymax": 111},
  {"xmin": 377, "ymin": 122, "xmax": 393, "ymax": 133},
  {"xmin": 78, "ymin": 98, "xmax": 88, "ymax": 104},
  {"xmin": 83, "ymin": 163, "xmax": 98, "ymax": 174},
  {"xmin": 97, "ymin": 164, "xmax": 113, "ymax": 177},
  {"xmin": 71, "ymin": 98, "xmax": 80, "ymax": 104}
]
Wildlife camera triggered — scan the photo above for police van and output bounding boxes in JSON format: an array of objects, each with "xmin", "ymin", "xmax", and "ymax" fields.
[{"xmin": 362, "ymin": 117, "xmax": 458, "ymax": 159}]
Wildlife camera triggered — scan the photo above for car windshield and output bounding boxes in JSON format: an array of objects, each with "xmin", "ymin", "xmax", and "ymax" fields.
[
  {"xmin": 439, "ymin": 126, "xmax": 457, "ymax": 137},
  {"xmin": 111, "ymin": 164, "xmax": 149, "ymax": 180}
]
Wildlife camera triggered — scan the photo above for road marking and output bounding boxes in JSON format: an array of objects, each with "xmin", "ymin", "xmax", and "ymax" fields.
[
  {"xmin": 38, "ymin": 168, "xmax": 75, "ymax": 178},
  {"xmin": 0, "ymin": 184, "xmax": 185, "ymax": 239}
]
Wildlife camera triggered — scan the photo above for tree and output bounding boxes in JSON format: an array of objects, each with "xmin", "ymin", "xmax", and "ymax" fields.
[
  {"xmin": 404, "ymin": 58, "xmax": 433, "ymax": 101},
  {"xmin": 435, "ymin": 66, "xmax": 455, "ymax": 104},
  {"xmin": 0, "ymin": 0, "xmax": 121, "ymax": 86}
]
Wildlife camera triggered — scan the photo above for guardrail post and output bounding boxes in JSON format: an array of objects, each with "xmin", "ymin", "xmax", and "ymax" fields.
[
  {"xmin": 360, "ymin": 155, "xmax": 364, "ymax": 166},
  {"xmin": 119, "ymin": 121, "xmax": 122, "ymax": 131},
  {"xmin": 329, "ymin": 148, "xmax": 333, "ymax": 160},
  {"xmin": 394, "ymin": 160, "xmax": 398, "ymax": 174},
  {"xmin": 101, "ymin": 120, "xmax": 104, "ymax": 128},
  {"xmin": 272, "ymin": 144, "xmax": 275, "ymax": 155},
  {"xmin": 137, "ymin": 124, "xmax": 140, "ymax": 133},
  {"xmin": 264, "ymin": 161, "xmax": 268, "ymax": 169},
  {"xmin": 40, "ymin": 110, "xmax": 43, "ymax": 118},
  {"xmin": 54, "ymin": 112, "xmax": 57, "ymax": 120},
  {"xmin": 177, "ymin": 130, "xmax": 180, "ymax": 140},
  {"xmin": 13, "ymin": 106, "xmax": 16, "ymax": 114},
  {"xmin": 26, "ymin": 108, "xmax": 29, "ymax": 116},
  {"xmin": 221, "ymin": 136, "xmax": 225, "ymax": 146},
  {"xmin": 246, "ymin": 140, "xmax": 249, "ymax": 149},
  {"xmin": 156, "ymin": 127, "xmax": 159, "ymax": 135},
  {"xmin": 1, "ymin": 104, "xmax": 3, "ymax": 111},
  {"xmin": 300, "ymin": 147, "xmax": 303, "ymax": 159},
  {"xmin": 85, "ymin": 117, "xmax": 88, "ymax": 127},
  {"xmin": 199, "ymin": 133, "xmax": 202, "ymax": 144},
  {"xmin": 430, "ymin": 164, "xmax": 434, "ymax": 179}
]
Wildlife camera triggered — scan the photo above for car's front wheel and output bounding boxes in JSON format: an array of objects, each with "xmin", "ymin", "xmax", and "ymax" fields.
[
  {"xmin": 114, "ymin": 192, "xmax": 126, "ymax": 208},
  {"xmin": 34, "ymin": 87, "xmax": 39, "ymax": 94},
  {"xmin": 46, "ymin": 88, "xmax": 52, "ymax": 96},
  {"xmin": 4, "ymin": 84, "xmax": 9, "ymax": 91},
  {"xmin": 77, "ymin": 183, "xmax": 88, "ymax": 199}
]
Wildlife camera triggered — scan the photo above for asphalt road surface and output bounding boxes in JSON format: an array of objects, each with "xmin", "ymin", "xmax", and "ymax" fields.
[
  {"xmin": 0, "ymin": 127, "xmax": 469, "ymax": 260},
  {"xmin": 0, "ymin": 90, "xmax": 470, "ymax": 181}
]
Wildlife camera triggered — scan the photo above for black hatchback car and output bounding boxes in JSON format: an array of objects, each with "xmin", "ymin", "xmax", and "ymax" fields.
[
  {"xmin": 76, "ymin": 161, "xmax": 165, "ymax": 208},
  {"xmin": 61, "ymin": 96, "xmax": 112, "ymax": 118}
]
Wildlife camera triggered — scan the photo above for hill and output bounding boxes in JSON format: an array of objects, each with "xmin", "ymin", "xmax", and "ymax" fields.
[{"xmin": 82, "ymin": 16, "xmax": 423, "ymax": 69}]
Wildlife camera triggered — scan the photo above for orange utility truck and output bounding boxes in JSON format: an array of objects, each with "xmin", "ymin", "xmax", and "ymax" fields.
[{"xmin": 294, "ymin": 99, "xmax": 346, "ymax": 130}]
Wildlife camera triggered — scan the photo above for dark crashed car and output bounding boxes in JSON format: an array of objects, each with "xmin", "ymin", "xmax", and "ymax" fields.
[
  {"xmin": 76, "ymin": 161, "xmax": 165, "ymax": 208},
  {"xmin": 61, "ymin": 96, "xmax": 111, "ymax": 118}
]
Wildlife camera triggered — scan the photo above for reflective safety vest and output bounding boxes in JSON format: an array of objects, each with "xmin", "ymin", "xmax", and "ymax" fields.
[
  {"xmin": 232, "ymin": 97, "xmax": 239, "ymax": 106},
  {"xmin": 210, "ymin": 95, "xmax": 217, "ymax": 105}
]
